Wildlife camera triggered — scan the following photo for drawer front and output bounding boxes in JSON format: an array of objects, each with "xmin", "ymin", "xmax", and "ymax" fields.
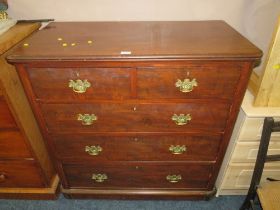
[
  {"xmin": 239, "ymin": 117, "xmax": 280, "ymax": 141},
  {"xmin": 222, "ymin": 163, "xmax": 280, "ymax": 190},
  {"xmin": 0, "ymin": 98, "xmax": 17, "ymax": 129},
  {"xmin": 137, "ymin": 63, "xmax": 241, "ymax": 100},
  {"xmin": 27, "ymin": 67, "xmax": 131, "ymax": 101},
  {"xmin": 53, "ymin": 134, "xmax": 221, "ymax": 161},
  {"xmin": 63, "ymin": 162, "xmax": 213, "ymax": 189},
  {"xmin": 41, "ymin": 102, "xmax": 229, "ymax": 133},
  {"xmin": 231, "ymin": 141, "xmax": 280, "ymax": 163},
  {"xmin": 0, "ymin": 160, "xmax": 45, "ymax": 188},
  {"xmin": 0, "ymin": 131, "xmax": 32, "ymax": 158}
]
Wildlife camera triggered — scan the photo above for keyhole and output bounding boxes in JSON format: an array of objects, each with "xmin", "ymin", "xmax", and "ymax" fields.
[
  {"xmin": 76, "ymin": 72, "xmax": 80, "ymax": 77},
  {"xmin": 133, "ymin": 107, "xmax": 137, "ymax": 111}
]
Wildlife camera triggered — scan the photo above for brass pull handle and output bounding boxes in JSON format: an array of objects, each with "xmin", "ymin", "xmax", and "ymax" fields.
[
  {"xmin": 85, "ymin": 145, "xmax": 102, "ymax": 156},
  {"xmin": 169, "ymin": 145, "xmax": 186, "ymax": 154},
  {"xmin": 172, "ymin": 114, "xmax": 191, "ymax": 125},
  {"xmin": 92, "ymin": 173, "xmax": 108, "ymax": 183},
  {"xmin": 69, "ymin": 79, "xmax": 91, "ymax": 93},
  {"xmin": 175, "ymin": 78, "xmax": 197, "ymax": 93},
  {"xmin": 166, "ymin": 174, "xmax": 182, "ymax": 183},
  {"xmin": 77, "ymin": 114, "xmax": 97, "ymax": 125}
]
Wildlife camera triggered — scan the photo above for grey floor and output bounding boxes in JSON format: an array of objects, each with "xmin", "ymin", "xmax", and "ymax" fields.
[{"xmin": 0, "ymin": 195, "xmax": 245, "ymax": 210}]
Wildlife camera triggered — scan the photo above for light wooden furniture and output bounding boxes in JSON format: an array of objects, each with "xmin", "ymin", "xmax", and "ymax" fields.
[
  {"xmin": 257, "ymin": 181, "xmax": 280, "ymax": 210},
  {"xmin": 240, "ymin": 117, "xmax": 280, "ymax": 210},
  {"xmin": 216, "ymin": 91, "xmax": 280, "ymax": 195},
  {"xmin": 7, "ymin": 21, "xmax": 261, "ymax": 199},
  {"xmin": 249, "ymin": 16, "xmax": 280, "ymax": 106},
  {"xmin": 0, "ymin": 23, "xmax": 59, "ymax": 199}
]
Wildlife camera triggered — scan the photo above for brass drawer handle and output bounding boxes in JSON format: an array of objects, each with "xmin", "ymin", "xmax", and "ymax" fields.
[
  {"xmin": 166, "ymin": 174, "xmax": 182, "ymax": 183},
  {"xmin": 85, "ymin": 145, "xmax": 102, "ymax": 156},
  {"xmin": 172, "ymin": 114, "xmax": 191, "ymax": 125},
  {"xmin": 175, "ymin": 78, "xmax": 197, "ymax": 93},
  {"xmin": 69, "ymin": 79, "xmax": 91, "ymax": 93},
  {"xmin": 77, "ymin": 114, "xmax": 97, "ymax": 125},
  {"xmin": 92, "ymin": 173, "xmax": 108, "ymax": 183},
  {"xmin": 169, "ymin": 145, "xmax": 186, "ymax": 154}
]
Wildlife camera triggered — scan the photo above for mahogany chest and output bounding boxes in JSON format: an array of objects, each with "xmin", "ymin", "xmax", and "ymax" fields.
[
  {"xmin": 7, "ymin": 21, "xmax": 262, "ymax": 199},
  {"xmin": 0, "ymin": 23, "xmax": 58, "ymax": 199}
]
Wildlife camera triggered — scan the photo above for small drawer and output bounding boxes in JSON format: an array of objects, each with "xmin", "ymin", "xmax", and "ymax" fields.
[
  {"xmin": 231, "ymin": 141, "xmax": 280, "ymax": 163},
  {"xmin": 27, "ymin": 67, "xmax": 131, "ymax": 101},
  {"xmin": 0, "ymin": 160, "xmax": 45, "ymax": 188},
  {"xmin": 0, "ymin": 98, "xmax": 17, "ymax": 129},
  {"xmin": 41, "ymin": 102, "xmax": 230, "ymax": 133},
  {"xmin": 63, "ymin": 162, "xmax": 213, "ymax": 189},
  {"xmin": 222, "ymin": 163, "xmax": 280, "ymax": 190},
  {"xmin": 0, "ymin": 131, "xmax": 32, "ymax": 159},
  {"xmin": 137, "ymin": 62, "xmax": 241, "ymax": 100},
  {"xmin": 239, "ymin": 117, "xmax": 280, "ymax": 141},
  {"xmin": 53, "ymin": 134, "xmax": 221, "ymax": 161}
]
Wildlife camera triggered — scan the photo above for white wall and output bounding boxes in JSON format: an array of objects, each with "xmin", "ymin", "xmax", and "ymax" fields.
[{"xmin": 7, "ymin": 0, "xmax": 280, "ymax": 73}]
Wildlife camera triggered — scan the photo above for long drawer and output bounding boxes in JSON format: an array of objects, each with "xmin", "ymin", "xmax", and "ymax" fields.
[
  {"xmin": 41, "ymin": 102, "xmax": 230, "ymax": 133},
  {"xmin": 0, "ymin": 131, "xmax": 32, "ymax": 159},
  {"xmin": 63, "ymin": 162, "xmax": 213, "ymax": 189},
  {"xmin": 0, "ymin": 160, "xmax": 45, "ymax": 188},
  {"xmin": 52, "ymin": 134, "xmax": 221, "ymax": 161}
]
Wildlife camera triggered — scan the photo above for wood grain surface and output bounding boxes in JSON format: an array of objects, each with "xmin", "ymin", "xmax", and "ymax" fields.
[
  {"xmin": 7, "ymin": 21, "xmax": 262, "ymax": 62},
  {"xmin": 8, "ymin": 21, "xmax": 262, "ymax": 199}
]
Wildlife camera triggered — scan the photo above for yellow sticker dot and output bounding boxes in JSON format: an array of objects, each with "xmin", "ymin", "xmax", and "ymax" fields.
[
  {"xmin": 57, "ymin": 38, "xmax": 63, "ymax": 41},
  {"xmin": 62, "ymin": 43, "xmax": 68, "ymax": 47},
  {"xmin": 23, "ymin": 43, "xmax": 29, "ymax": 47},
  {"xmin": 71, "ymin": 43, "xmax": 76, "ymax": 46},
  {"xmin": 87, "ymin": 40, "xmax": 93, "ymax": 44}
]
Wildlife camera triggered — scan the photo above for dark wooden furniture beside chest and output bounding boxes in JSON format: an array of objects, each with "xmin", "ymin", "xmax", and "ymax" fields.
[
  {"xmin": 0, "ymin": 23, "xmax": 59, "ymax": 199},
  {"xmin": 7, "ymin": 21, "xmax": 262, "ymax": 199}
]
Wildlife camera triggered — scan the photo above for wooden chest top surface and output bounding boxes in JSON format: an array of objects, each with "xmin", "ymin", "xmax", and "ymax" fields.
[{"xmin": 7, "ymin": 21, "xmax": 262, "ymax": 62}]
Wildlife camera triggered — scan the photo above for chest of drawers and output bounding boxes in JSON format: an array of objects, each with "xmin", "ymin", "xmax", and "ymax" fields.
[
  {"xmin": 7, "ymin": 21, "xmax": 262, "ymax": 199},
  {"xmin": 0, "ymin": 23, "xmax": 59, "ymax": 199}
]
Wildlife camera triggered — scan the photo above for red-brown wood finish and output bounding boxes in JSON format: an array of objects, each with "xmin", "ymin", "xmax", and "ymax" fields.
[
  {"xmin": 52, "ymin": 134, "xmax": 221, "ymax": 161},
  {"xmin": 0, "ymin": 97, "xmax": 17, "ymax": 129},
  {"xmin": 27, "ymin": 67, "xmax": 131, "ymax": 101},
  {"xmin": 0, "ymin": 131, "xmax": 32, "ymax": 159},
  {"xmin": 7, "ymin": 21, "xmax": 262, "ymax": 199},
  {"xmin": 0, "ymin": 160, "xmax": 45, "ymax": 188},
  {"xmin": 137, "ymin": 63, "xmax": 241, "ymax": 100},
  {"xmin": 63, "ymin": 162, "xmax": 213, "ymax": 189},
  {"xmin": 40, "ymin": 102, "xmax": 229, "ymax": 133}
]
